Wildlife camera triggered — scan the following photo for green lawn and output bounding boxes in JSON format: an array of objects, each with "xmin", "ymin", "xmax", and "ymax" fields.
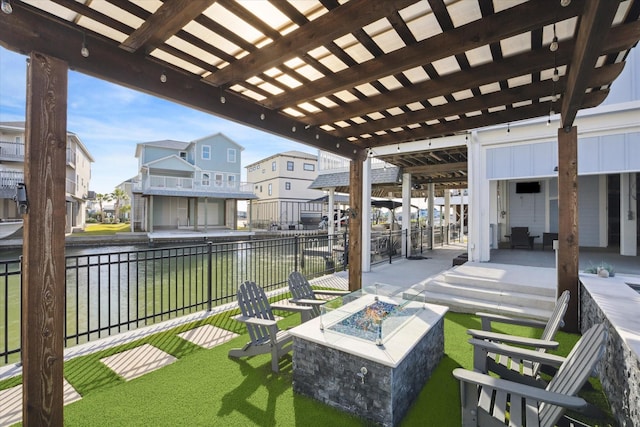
[{"xmin": 1, "ymin": 310, "xmax": 614, "ymax": 426}]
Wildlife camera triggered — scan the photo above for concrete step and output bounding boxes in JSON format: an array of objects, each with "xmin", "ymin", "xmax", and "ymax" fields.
[
  {"xmin": 403, "ymin": 287, "xmax": 553, "ymax": 321},
  {"xmin": 417, "ymin": 279, "xmax": 557, "ymax": 312},
  {"xmin": 442, "ymin": 263, "xmax": 557, "ymax": 298}
]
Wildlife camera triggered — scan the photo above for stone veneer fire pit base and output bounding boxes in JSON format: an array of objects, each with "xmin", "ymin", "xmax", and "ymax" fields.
[{"xmin": 291, "ymin": 314, "xmax": 445, "ymax": 427}]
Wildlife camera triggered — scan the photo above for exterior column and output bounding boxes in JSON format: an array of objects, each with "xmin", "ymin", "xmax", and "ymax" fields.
[
  {"xmin": 361, "ymin": 158, "xmax": 372, "ymax": 272},
  {"xmin": 402, "ymin": 172, "xmax": 411, "ymax": 256},
  {"xmin": 467, "ymin": 131, "xmax": 490, "ymax": 261},
  {"xmin": 444, "ymin": 189, "xmax": 451, "ymax": 244},
  {"xmin": 149, "ymin": 195, "xmax": 154, "ymax": 232},
  {"xmin": 348, "ymin": 157, "xmax": 364, "ymax": 291},
  {"xmin": 557, "ymin": 126, "xmax": 579, "ymax": 333},
  {"xmin": 620, "ymin": 172, "xmax": 637, "ymax": 256},
  {"xmin": 328, "ymin": 188, "xmax": 335, "ymax": 236},
  {"xmin": 428, "ymin": 182, "xmax": 435, "ymax": 248},
  {"xmin": 22, "ymin": 52, "xmax": 67, "ymax": 426}
]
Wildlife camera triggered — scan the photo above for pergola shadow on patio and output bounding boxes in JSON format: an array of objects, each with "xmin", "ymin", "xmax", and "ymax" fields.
[{"xmin": 2, "ymin": 0, "xmax": 640, "ymax": 423}]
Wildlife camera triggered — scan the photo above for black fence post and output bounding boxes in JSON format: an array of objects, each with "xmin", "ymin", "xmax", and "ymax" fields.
[
  {"xmin": 207, "ymin": 241, "xmax": 213, "ymax": 312},
  {"xmin": 294, "ymin": 235, "xmax": 299, "ymax": 272}
]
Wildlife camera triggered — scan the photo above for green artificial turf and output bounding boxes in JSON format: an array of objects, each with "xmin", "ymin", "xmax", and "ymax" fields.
[{"xmin": 1, "ymin": 309, "xmax": 615, "ymax": 426}]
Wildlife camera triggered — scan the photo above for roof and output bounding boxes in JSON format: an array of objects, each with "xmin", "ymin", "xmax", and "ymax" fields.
[
  {"xmin": 3, "ymin": 0, "xmax": 639, "ymax": 192},
  {"xmin": 245, "ymin": 150, "xmax": 317, "ymax": 168},
  {"xmin": 191, "ymin": 132, "xmax": 245, "ymax": 151},
  {"xmin": 310, "ymin": 166, "xmax": 404, "ymax": 197}
]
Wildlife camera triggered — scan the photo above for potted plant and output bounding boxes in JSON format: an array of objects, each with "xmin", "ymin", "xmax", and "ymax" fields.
[{"xmin": 584, "ymin": 261, "xmax": 615, "ymax": 278}]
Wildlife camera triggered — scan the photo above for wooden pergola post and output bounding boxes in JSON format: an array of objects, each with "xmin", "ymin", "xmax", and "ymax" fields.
[
  {"xmin": 557, "ymin": 126, "xmax": 579, "ymax": 333},
  {"xmin": 348, "ymin": 158, "xmax": 364, "ymax": 291},
  {"xmin": 22, "ymin": 52, "xmax": 67, "ymax": 425}
]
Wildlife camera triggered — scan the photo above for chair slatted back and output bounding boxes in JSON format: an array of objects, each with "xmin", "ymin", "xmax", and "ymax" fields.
[
  {"xmin": 288, "ymin": 271, "xmax": 322, "ymax": 317},
  {"xmin": 539, "ymin": 323, "xmax": 607, "ymax": 427},
  {"xmin": 530, "ymin": 290, "xmax": 570, "ymax": 376},
  {"xmin": 237, "ymin": 281, "xmax": 275, "ymax": 345}
]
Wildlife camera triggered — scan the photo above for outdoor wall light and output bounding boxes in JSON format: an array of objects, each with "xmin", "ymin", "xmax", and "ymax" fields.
[
  {"xmin": 14, "ymin": 183, "xmax": 28, "ymax": 215},
  {"xmin": 1, "ymin": 0, "xmax": 12, "ymax": 15},
  {"xmin": 554, "ymin": 166, "xmax": 559, "ymax": 172}
]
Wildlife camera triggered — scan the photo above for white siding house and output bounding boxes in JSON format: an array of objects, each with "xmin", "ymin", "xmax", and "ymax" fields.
[
  {"xmin": 246, "ymin": 151, "xmax": 325, "ymax": 229},
  {"xmin": 0, "ymin": 121, "xmax": 94, "ymax": 232},
  {"xmin": 132, "ymin": 133, "xmax": 255, "ymax": 231}
]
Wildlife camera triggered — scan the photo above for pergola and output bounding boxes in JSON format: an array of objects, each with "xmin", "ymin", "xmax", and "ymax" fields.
[{"xmin": 1, "ymin": 0, "xmax": 639, "ymax": 423}]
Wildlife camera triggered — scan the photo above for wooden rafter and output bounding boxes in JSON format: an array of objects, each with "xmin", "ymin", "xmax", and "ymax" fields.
[
  {"xmin": 119, "ymin": 0, "xmax": 216, "ymax": 53},
  {"xmin": 266, "ymin": 0, "xmax": 582, "ymax": 109},
  {"xmin": 330, "ymin": 62, "xmax": 624, "ymax": 139},
  {"xmin": 204, "ymin": 0, "xmax": 418, "ymax": 86},
  {"xmin": 560, "ymin": 0, "xmax": 620, "ymax": 128},
  {"xmin": 404, "ymin": 162, "xmax": 468, "ymax": 174}
]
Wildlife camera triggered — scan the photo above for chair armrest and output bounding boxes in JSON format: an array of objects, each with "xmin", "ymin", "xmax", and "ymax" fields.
[
  {"xmin": 234, "ymin": 315, "xmax": 277, "ymax": 328},
  {"xmin": 453, "ymin": 368, "xmax": 587, "ymax": 410},
  {"xmin": 467, "ymin": 329, "xmax": 559, "ymax": 349},
  {"xmin": 271, "ymin": 302, "xmax": 314, "ymax": 314},
  {"xmin": 469, "ymin": 338, "xmax": 566, "ymax": 367},
  {"xmin": 477, "ymin": 312, "xmax": 549, "ymax": 330},
  {"xmin": 312, "ymin": 289, "xmax": 350, "ymax": 297},
  {"xmin": 289, "ymin": 298, "xmax": 327, "ymax": 307}
]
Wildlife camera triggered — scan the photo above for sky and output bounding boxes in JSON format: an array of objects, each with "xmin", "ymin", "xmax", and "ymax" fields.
[{"xmin": 0, "ymin": 46, "xmax": 313, "ymax": 195}]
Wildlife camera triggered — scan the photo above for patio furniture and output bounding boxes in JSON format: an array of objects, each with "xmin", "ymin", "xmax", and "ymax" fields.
[
  {"xmin": 228, "ymin": 280, "xmax": 312, "ymax": 373},
  {"xmin": 287, "ymin": 271, "xmax": 350, "ymax": 318},
  {"xmin": 507, "ymin": 226, "xmax": 537, "ymax": 249},
  {"xmin": 453, "ymin": 323, "xmax": 607, "ymax": 427},
  {"xmin": 542, "ymin": 232, "xmax": 559, "ymax": 251},
  {"xmin": 467, "ymin": 290, "xmax": 570, "ymax": 388}
]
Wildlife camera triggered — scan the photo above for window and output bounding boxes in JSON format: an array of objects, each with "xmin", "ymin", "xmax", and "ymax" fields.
[
  {"xmin": 15, "ymin": 136, "xmax": 21, "ymax": 144},
  {"xmin": 228, "ymin": 175, "xmax": 236, "ymax": 187},
  {"xmin": 179, "ymin": 151, "xmax": 187, "ymax": 160},
  {"xmin": 285, "ymin": 182, "xmax": 291, "ymax": 190},
  {"xmin": 287, "ymin": 161, "xmax": 294, "ymax": 171},
  {"xmin": 202, "ymin": 145, "xmax": 211, "ymax": 160},
  {"xmin": 202, "ymin": 173, "xmax": 210, "ymax": 186},
  {"xmin": 303, "ymin": 163, "xmax": 315, "ymax": 171},
  {"xmin": 227, "ymin": 148, "xmax": 237, "ymax": 163},
  {"xmin": 272, "ymin": 161, "xmax": 276, "ymax": 171},
  {"xmin": 215, "ymin": 173, "xmax": 223, "ymax": 187},
  {"xmin": 268, "ymin": 183, "xmax": 272, "ymax": 196}
]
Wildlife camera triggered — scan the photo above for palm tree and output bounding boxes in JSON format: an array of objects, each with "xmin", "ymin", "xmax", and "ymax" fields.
[
  {"xmin": 95, "ymin": 193, "xmax": 112, "ymax": 222},
  {"xmin": 111, "ymin": 188, "xmax": 129, "ymax": 223}
]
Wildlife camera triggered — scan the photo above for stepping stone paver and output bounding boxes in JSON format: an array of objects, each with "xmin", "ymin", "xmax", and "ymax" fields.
[
  {"xmin": 177, "ymin": 325, "xmax": 238, "ymax": 349},
  {"xmin": 100, "ymin": 344, "xmax": 176, "ymax": 381}
]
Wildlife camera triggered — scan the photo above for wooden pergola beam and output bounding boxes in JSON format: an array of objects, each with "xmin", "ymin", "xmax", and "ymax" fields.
[
  {"xmin": 404, "ymin": 162, "xmax": 468, "ymax": 174},
  {"xmin": 331, "ymin": 62, "xmax": 623, "ymax": 138},
  {"xmin": 303, "ymin": 19, "xmax": 639, "ymax": 127},
  {"xmin": 365, "ymin": 90, "xmax": 608, "ymax": 147},
  {"xmin": 204, "ymin": 0, "xmax": 418, "ymax": 86},
  {"xmin": 267, "ymin": 0, "xmax": 582, "ymax": 109},
  {"xmin": 119, "ymin": 0, "xmax": 216, "ymax": 53},
  {"xmin": 561, "ymin": 0, "xmax": 619, "ymax": 128},
  {"xmin": 348, "ymin": 158, "xmax": 365, "ymax": 292},
  {"xmin": 22, "ymin": 51, "xmax": 68, "ymax": 426}
]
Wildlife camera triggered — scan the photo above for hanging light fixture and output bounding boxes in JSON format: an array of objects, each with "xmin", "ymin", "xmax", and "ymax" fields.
[
  {"xmin": 549, "ymin": 24, "xmax": 558, "ymax": 52},
  {"xmin": 560, "ymin": 0, "xmax": 571, "ymax": 7},
  {"xmin": 160, "ymin": 70, "xmax": 167, "ymax": 83},
  {"xmin": 552, "ymin": 68, "xmax": 559, "ymax": 82},
  {"xmin": 80, "ymin": 33, "xmax": 90, "ymax": 58},
  {"xmin": 1, "ymin": 0, "xmax": 12, "ymax": 14}
]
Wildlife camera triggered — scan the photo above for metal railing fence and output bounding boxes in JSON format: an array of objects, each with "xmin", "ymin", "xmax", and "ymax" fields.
[{"xmin": 1, "ymin": 233, "xmax": 347, "ymax": 366}]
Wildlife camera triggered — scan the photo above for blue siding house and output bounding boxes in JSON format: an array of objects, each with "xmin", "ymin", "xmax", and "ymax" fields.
[{"xmin": 132, "ymin": 133, "xmax": 255, "ymax": 232}]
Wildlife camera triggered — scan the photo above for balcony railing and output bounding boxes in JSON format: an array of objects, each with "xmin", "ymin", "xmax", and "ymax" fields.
[
  {"xmin": 0, "ymin": 141, "xmax": 25, "ymax": 160},
  {"xmin": 133, "ymin": 174, "xmax": 254, "ymax": 195},
  {"xmin": 0, "ymin": 171, "xmax": 24, "ymax": 189}
]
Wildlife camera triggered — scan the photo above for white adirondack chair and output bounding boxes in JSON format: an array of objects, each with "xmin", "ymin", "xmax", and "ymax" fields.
[
  {"xmin": 454, "ymin": 323, "xmax": 607, "ymax": 427},
  {"xmin": 228, "ymin": 281, "xmax": 312, "ymax": 373},
  {"xmin": 467, "ymin": 290, "xmax": 570, "ymax": 387},
  {"xmin": 287, "ymin": 271, "xmax": 349, "ymax": 318}
]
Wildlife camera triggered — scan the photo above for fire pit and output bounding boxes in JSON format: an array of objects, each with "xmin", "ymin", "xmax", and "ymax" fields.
[{"xmin": 289, "ymin": 286, "xmax": 448, "ymax": 427}]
